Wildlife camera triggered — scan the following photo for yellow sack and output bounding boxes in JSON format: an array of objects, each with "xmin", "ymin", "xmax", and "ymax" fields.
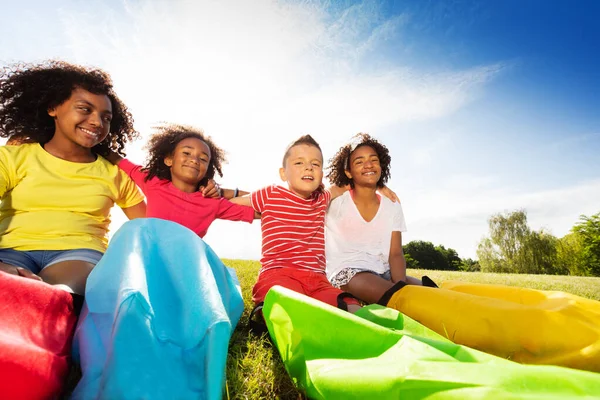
[{"xmin": 386, "ymin": 281, "xmax": 600, "ymax": 372}]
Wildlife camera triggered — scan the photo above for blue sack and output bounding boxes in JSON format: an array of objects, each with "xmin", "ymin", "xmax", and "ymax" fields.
[{"xmin": 71, "ymin": 218, "xmax": 244, "ymax": 399}]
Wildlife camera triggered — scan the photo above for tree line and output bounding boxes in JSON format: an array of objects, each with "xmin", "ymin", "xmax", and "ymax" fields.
[
  {"xmin": 403, "ymin": 240, "xmax": 480, "ymax": 272},
  {"xmin": 403, "ymin": 210, "xmax": 600, "ymax": 276}
]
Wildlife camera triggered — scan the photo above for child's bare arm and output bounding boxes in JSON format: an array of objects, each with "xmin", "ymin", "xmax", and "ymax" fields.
[
  {"xmin": 222, "ymin": 188, "xmax": 249, "ymax": 199},
  {"xmin": 121, "ymin": 201, "xmax": 147, "ymax": 219},
  {"xmin": 230, "ymin": 195, "xmax": 261, "ymax": 219},
  {"xmin": 378, "ymin": 186, "xmax": 399, "ymax": 202},
  {"xmin": 104, "ymin": 150, "xmax": 123, "ymax": 165},
  {"xmin": 326, "ymin": 185, "xmax": 350, "ymax": 200},
  {"xmin": 230, "ymin": 196, "xmax": 251, "ymax": 206},
  {"xmin": 389, "ymin": 231, "xmax": 407, "ymax": 283},
  {"xmin": 200, "ymin": 179, "xmax": 250, "ymax": 199}
]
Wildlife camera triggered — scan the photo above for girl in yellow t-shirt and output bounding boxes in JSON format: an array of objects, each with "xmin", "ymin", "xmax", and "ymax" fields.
[{"xmin": 0, "ymin": 61, "xmax": 146, "ymax": 295}]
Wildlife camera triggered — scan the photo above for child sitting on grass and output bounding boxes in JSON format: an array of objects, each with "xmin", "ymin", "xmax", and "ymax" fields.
[{"xmin": 325, "ymin": 133, "xmax": 427, "ymax": 307}]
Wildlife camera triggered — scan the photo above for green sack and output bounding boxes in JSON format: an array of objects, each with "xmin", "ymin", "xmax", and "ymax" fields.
[{"xmin": 263, "ymin": 286, "xmax": 600, "ymax": 399}]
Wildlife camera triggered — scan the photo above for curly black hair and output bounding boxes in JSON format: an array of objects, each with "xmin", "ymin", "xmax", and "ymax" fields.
[
  {"xmin": 143, "ymin": 124, "xmax": 226, "ymax": 188},
  {"xmin": 0, "ymin": 60, "xmax": 137, "ymax": 157},
  {"xmin": 327, "ymin": 133, "xmax": 391, "ymax": 188}
]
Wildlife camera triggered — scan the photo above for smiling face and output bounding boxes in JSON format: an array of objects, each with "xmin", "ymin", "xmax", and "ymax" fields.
[
  {"xmin": 48, "ymin": 87, "xmax": 112, "ymax": 150},
  {"xmin": 164, "ymin": 137, "xmax": 211, "ymax": 193},
  {"xmin": 345, "ymin": 145, "xmax": 382, "ymax": 188},
  {"xmin": 279, "ymin": 143, "xmax": 324, "ymax": 198}
]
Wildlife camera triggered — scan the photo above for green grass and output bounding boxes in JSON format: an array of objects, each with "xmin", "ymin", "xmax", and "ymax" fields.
[
  {"xmin": 223, "ymin": 260, "xmax": 302, "ymax": 400},
  {"xmin": 222, "ymin": 259, "xmax": 600, "ymax": 399}
]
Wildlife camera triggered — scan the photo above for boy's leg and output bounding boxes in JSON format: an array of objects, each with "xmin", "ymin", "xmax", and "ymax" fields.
[{"xmin": 252, "ymin": 268, "xmax": 306, "ymax": 304}]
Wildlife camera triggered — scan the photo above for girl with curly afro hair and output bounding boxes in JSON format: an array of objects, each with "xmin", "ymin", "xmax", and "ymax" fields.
[
  {"xmin": 0, "ymin": 60, "xmax": 146, "ymax": 295},
  {"xmin": 325, "ymin": 133, "xmax": 428, "ymax": 306},
  {"xmin": 105, "ymin": 123, "xmax": 256, "ymax": 238}
]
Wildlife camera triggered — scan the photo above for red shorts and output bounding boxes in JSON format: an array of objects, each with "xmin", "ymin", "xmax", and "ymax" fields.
[{"xmin": 252, "ymin": 267, "xmax": 360, "ymax": 308}]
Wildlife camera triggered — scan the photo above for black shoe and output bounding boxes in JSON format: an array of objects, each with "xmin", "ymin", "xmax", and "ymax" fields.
[
  {"xmin": 422, "ymin": 276, "xmax": 439, "ymax": 288},
  {"xmin": 247, "ymin": 302, "xmax": 269, "ymax": 337}
]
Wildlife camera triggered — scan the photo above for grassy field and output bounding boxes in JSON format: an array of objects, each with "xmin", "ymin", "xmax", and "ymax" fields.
[{"xmin": 222, "ymin": 259, "xmax": 600, "ymax": 399}]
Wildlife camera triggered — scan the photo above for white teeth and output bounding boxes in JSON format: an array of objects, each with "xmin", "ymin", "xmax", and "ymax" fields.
[{"xmin": 80, "ymin": 127, "xmax": 98, "ymax": 137}]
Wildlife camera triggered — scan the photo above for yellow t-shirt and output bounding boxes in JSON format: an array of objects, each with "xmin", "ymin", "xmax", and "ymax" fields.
[{"xmin": 0, "ymin": 143, "xmax": 144, "ymax": 252}]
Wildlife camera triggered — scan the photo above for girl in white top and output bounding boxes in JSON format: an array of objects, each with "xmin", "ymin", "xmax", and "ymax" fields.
[{"xmin": 325, "ymin": 133, "xmax": 422, "ymax": 305}]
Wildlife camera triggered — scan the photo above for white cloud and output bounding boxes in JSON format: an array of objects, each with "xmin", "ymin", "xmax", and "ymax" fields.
[
  {"xmin": 55, "ymin": 0, "xmax": 504, "ymax": 167},
  {"xmin": 3, "ymin": 0, "xmax": 508, "ymax": 260}
]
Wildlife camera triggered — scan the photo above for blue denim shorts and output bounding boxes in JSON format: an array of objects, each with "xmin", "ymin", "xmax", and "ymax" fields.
[{"xmin": 0, "ymin": 248, "xmax": 103, "ymax": 275}]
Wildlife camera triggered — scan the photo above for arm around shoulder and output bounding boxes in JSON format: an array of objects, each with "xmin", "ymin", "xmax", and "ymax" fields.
[
  {"xmin": 378, "ymin": 186, "xmax": 400, "ymax": 203},
  {"xmin": 327, "ymin": 184, "xmax": 350, "ymax": 201},
  {"xmin": 104, "ymin": 150, "xmax": 123, "ymax": 165},
  {"xmin": 230, "ymin": 194, "xmax": 253, "ymax": 207},
  {"xmin": 230, "ymin": 195, "xmax": 261, "ymax": 219}
]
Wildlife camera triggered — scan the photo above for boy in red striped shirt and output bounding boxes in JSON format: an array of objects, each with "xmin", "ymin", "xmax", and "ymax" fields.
[{"xmin": 233, "ymin": 135, "xmax": 361, "ymax": 312}]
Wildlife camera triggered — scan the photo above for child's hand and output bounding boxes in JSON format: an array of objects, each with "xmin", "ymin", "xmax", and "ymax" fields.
[
  {"xmin": 379, "ymin": 186, "xmax": 400, "ymax": 202},
  {"xmin": 16, "ymin": 267, "xmax": 43, "ymax": 281},
  {"xmin": 200, "ymin": 180, "xmax": 221, "ymax": 198},
  {"xmin": 0, "ymin": 264, "xmax": 42, "ymax": 281}
]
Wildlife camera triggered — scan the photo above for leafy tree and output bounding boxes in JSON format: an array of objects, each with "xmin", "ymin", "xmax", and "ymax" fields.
[
  {"xmin": 525, "ymin": 229, "xmax": 562, "ymax": 275},
  {"xmin": 459, "ymin": 258, "xmax": 481, "ymax": 272},
  {"xmin": 556, "ymin": 232, "xmax": 587, "ymax": 276},
  {"xmin": 403, "ymin": 241, "xmax": 461, "ymax": 271},
  {"xmin": 572, "ymin": 212, "xmax": 600, "ymax": 276},
  {"xmin": 404, "ymin": 253, "xmax": 420, "ymax": 269},
  {"xmin": 477, "ymin": 210, "xmax": 559, "ymax": 274},
  {"xmin": 435, "ymin": 245, "xmax": 462, "ymax": 270}
]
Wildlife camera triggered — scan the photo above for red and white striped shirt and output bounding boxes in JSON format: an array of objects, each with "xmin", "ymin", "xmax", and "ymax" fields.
[{"xmin": 251, "ymin": 185, "xmax": 331, "ymax": 274}]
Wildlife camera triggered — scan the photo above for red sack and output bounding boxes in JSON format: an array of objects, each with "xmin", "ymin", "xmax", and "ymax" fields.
[{"xmin": 0, "ymin": 272, "xmax": 78, "ymax": 399}]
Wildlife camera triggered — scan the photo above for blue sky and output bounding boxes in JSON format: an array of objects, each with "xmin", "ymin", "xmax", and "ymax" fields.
[{"xmin": 1, "ymin": 0, "xmax": 599, "ymax": 260}]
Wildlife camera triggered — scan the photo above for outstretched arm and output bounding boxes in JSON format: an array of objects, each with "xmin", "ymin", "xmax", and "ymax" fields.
[
  {"xmin": 199, "ymin": 179, "xmax": 250, "ymax": 199},
  {"xmin": 230, "ymin": 195, "xmax": 261, "ymax": 219},
  {"xmin": 222, "ymin": 188, "xmax": 249, "ymax": 199}
]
